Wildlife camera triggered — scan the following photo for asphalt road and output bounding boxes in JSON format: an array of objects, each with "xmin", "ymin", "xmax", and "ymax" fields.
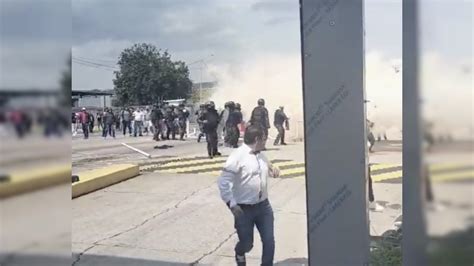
[{"xmin": 70, "ymin": 133, "xmax": 404, "ymax": 265}]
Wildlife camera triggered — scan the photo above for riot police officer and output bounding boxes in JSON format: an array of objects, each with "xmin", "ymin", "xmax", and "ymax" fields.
[
  {"xmin": 273, "ymin": 106, "xmax": 289, "ymax": 146},
  {"xmin": 151, "ymin": 104, "xmax": 164, "ymax": 141},
  {"xmin": 195, "ymin": 104, "xmax": 206, "ymax": 143},
  {"xmin": 226, "ymin": 101, "xmax": 242, "ymax": 148},
  {"xmin": 165, "ymin": 106, "xmax": 177, "ymax": 140},
  {"xmin": 250, "ymin": 98, "xmax": 271, "ymax": 149},
  {"xmin": 177, "ymin": 103, "xmax": 189, "ymax": 141},
  {"xmin": 199, "ymin": 102, "xmax": 221, "ymax": 158}
]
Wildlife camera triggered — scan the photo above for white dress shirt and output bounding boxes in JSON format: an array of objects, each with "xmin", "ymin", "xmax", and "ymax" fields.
[
  {"xmin": 133, "ymin": 111, "xmax": 144, "ymax": 122},
  {"xmin": 218, "ymin": 144, "xmax": 271, "ymax": 208}
]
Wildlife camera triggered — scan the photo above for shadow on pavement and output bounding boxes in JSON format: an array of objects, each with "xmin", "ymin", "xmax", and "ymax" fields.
[
  {"xmin": 154, "ymin": 145, "xmax": 174, "ymax": 150},
  {"xmin": 274, "ymin": 257, "xmax": 308, "ymax": 265},
  {"xmin": 1, "ymin": 254, "xmax": 189, "ymax": 266}
]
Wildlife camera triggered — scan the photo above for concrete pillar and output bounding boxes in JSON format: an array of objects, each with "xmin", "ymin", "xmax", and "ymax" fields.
[
  {"xmin": 300, "ymin": 0, "xmax": 370, "ymax": 264},
  {"xmin": 402, "ymin": 0, "xmax": 427, "ymax": 264}
]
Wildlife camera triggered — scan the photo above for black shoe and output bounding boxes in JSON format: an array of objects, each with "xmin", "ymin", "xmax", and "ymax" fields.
[
  {"xmin": 281, "ymin": 143, "xmax": 287, "ymax": 145},
  {"xmin": 273, "ymin": 142, "xmax": 279, "ymax": 146},
  {"xmin": 215, "ymin": 152, "xmax": 222, "ymax": 156}
]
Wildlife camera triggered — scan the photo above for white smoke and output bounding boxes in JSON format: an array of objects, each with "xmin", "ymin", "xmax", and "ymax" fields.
[
  {"xmin": 205, "ymin": 51, "xmax": 471, "ymax": 141},
  {"xmin": 420, "ymin": 52, "xmax": 473, "ymax": 140},
  {"xmin": 207, "ymin": 54, "xmax": 305, "ymax": 140}
]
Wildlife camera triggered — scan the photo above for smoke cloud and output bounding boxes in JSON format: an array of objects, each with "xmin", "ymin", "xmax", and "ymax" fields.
[{"xmin": 206, "ymin": 51, "xmax": 471, "ymax": 141}]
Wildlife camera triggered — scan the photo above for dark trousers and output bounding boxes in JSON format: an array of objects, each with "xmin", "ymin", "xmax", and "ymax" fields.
[
  {"xmin": 103, "ymin": 124, "xmax": 115, "ymax": 138},
  {"xmin": 368, "ymin": 165, "xmax": 374, "ymax": 202},
  {"xmin": 274, "ymin": 124, "xmax": 285, "ymax": 145},
  {"xmin": 206, "ymin": 130, "xmax": 218, "ymax": 157},
  {"xmin": 134, "ymin": 121, "xmax": 143, "ymax": 137},
  {"xmin": 424, "ymin": 164, "xmax": 434, "ymax": 202},
  {"xmin": 122, "ymin": 121, "xmax": 132, "ymax": 135},
  {"xmin": 197, "ymin": 124, "xmax": 205, "ymax": 142},
  {"xmin": 368, "ymin": 132, "xmax": 375, "ymax": 151},
  {"xmin": 153, "ymin": 122, "xmax": 162, "ymax": 141},
  {"xmin": 227, "ymin": 125, "xmax": 240, "ymax": 148},
  {"xmin": 81, "ymin": 123, "xmax": 89, "ymax": 139},
  {"xmin": 89, "ymin": 122, "xmax": 94, "ymax": 133},
  {"xmin": 234, "ymin": 199, "xmax": 275, "ymax": 266},
  {"xmin": 178, "ymin": 120, "xmax": 186, "ymax": 140},
  {"xmin": 166, "ymin": 121, "xmax": 176, "ymax": 140}
]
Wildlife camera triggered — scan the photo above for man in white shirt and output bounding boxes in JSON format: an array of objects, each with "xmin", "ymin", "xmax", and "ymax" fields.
[
  {"xmin": 218, "ymin": 125, "xmax": 280, "ymax": 266},
  {"xmin": 133, "ymin": 108, "xmax": 144, "ymax": 137}
]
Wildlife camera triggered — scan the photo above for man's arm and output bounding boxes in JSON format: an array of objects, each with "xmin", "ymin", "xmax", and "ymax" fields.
[
  {"xmin": 217, "ymin": 155, "xmax": 240, "ymax": 208},
  {"xmin": 262, "ymin": 153, "xmax": 280, "ymax": 178}
]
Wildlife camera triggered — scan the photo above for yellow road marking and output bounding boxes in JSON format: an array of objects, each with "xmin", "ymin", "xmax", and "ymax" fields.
[
  {"xmin": 370, "ymin": 164, "xmax": 400, "ymax": 171},
  {"xmin": 428, "ymin": 163, "xmax": 473, "ymax": 172},
  {"xmin": 371, "ymin": 170, "xmax": 402, "ymax": 182},
  {"xmin": 431, "ymin": 170, "xmax": 474, "ymax": 182}
]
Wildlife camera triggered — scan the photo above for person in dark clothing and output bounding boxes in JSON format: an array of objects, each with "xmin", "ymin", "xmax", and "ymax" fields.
[
  {"xmin": 78, "ymin": 108, "xmax": 89, "ymax": 139},
  {"xmin": 151, "ymin": 104, "xmax": 164, "ymax": 141},
  {"xmin": 96, "ymin": 112, "xmax": 103, "ymax": 131},
  {"xmin": 222, "ymin": 101, "xmax": 232, "ymax": 146},
  {"xmin": 250, "ymin": 98, "xmax": 271, "ymax": 149},
  {"xmin": 121, "ymin": 108, "xmax": 132, "ymax": 136},
  {"xmin": 200, "ymin": 102, "xmax": 221, "ymax": 158},
  {"xmin": 273, "ymin": 106, "xmax": 289, "ymax": 146},
  {"xmin": 165, "ymin": 106, "xmax": 177, "ymax": 140},
  {"xmin": 367, "ymin": 119, "xmax": 376, "ymax": 152},
  {"xmin": 195, "ymin": 104, "xmax": 206, "ymax": 143},
  {"xmin": 103, "ymin": 108, "xmax": 116, "ymax": 138},
  {"xmin": 88, "ymin": 113, "xmax": 95, "ymax": 133},
  {"xmin": 226, "ymin": 102, "xmax": 242, "ymax": 148},
  {"xmin": 176, "ymin": 104, "xmax": 189, "ymax": 141}
]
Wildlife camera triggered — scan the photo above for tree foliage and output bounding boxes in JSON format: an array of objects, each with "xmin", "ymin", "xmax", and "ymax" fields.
[{"xmin": 113, "ymin": 43, "xmax": 192, "ymax": 105}]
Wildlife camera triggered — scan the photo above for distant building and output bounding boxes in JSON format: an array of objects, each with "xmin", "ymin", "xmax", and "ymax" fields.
[
  {"xmin": 192, "ymin": 81, "xmax": 217, "ymax": 90},
  {"xmin": 0, "ymin": 89, "xmax": 59, "ymax": 109},
  {"xmin": 72, "ymin": 89, "xmax": 114, "ymax": 109}
]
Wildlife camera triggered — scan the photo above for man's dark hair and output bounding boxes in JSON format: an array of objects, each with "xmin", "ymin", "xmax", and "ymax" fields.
[{"xmin": 244, "ymin": 125, "xmax": 264, "ymax": 145}]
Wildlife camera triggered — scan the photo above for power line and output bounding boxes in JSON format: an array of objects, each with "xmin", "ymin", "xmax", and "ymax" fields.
[
  {"xmin": 72, "ymin": 59, "xmax": 118, "ymax": 72},
  {"xmin": 75, "ymin": 56, "xmax": 117, "ymax": 64},
  {"xmin": 72, "ymin": 57, "xmax": 118, "ymax": 70},
  {"xmin": 72, "ymin": 57, "xmax": 119, "ymax": 72}
]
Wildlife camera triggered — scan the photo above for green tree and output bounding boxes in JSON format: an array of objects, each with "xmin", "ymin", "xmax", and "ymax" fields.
[{"xmin": 113, "ymin": 43, "xmax": 192, "ymax": 105}]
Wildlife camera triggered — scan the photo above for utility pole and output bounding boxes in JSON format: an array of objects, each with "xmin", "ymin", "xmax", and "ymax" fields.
[{"xmin": 188, "ymin": 54, "xmax": 213, "ymax": 104}]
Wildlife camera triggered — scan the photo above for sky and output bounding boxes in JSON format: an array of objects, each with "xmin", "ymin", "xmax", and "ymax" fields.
[
  {"xmin": 69, "ymin": 0, "xmax": 406, "ymax": 90},
  {"xmin": 1, "ymin": 0, "xmax": 471, "ymax": 137}
]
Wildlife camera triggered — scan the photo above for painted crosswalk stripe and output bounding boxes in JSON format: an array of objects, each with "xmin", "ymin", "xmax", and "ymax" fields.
[
  {"xmin": 370, "ymin": 164, "xmax": 400, "ymax": 171},
  {"xmin": 428, "ymin": 163, "xmax": 472, "ymax": 172},
  {"xmin": 431, "ymin": 170, "xmax": 474, "ymax": 182},
  {"xmin": 371, "ymin": 165, "xmax": 403, "ymax": 175},
  {"xmin": 371, "ymin": 170, "xmax": 403, "ymax": 182},
  {"xmin": 176, "ymin": 160, "xmax": 298, "ymax": 175},
  {"xmin": 141, "ymin": 156, "xmax": 472, "ymax": 183}
]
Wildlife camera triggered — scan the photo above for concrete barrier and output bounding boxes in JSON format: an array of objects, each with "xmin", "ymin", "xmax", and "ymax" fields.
[
  {"xmin": 0, "ymin": 164, "xmax": 71, "ymax": 199},
  {"xmin": 72, "ymin": 164, "xmax": 139, "ymax": 198}
]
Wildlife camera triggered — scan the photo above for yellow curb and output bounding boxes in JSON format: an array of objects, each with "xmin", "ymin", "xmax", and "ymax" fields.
[
  {"xmin": 0, "ymin": 164, "xmax": 71, "ymax": 199},
  {"xmin": 72, "ymin": 164, "xmax": 139, "ymax": 198}
]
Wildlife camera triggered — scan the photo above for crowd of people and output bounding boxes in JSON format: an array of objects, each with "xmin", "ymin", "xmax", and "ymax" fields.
[
  {"xmin": 73, "ymin": 99, "xmax": 291, "ymax": 159},
  {"xmin": 196, "ymin": 98, "xmax": 290, "ymax": 159},
  {"xmin": 72, "ymin": 103, "xmax": 190, "ymax": 140},
  {"xmin": 0, "ymin": 108, "xmax": 68, "ymax": 138}
]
